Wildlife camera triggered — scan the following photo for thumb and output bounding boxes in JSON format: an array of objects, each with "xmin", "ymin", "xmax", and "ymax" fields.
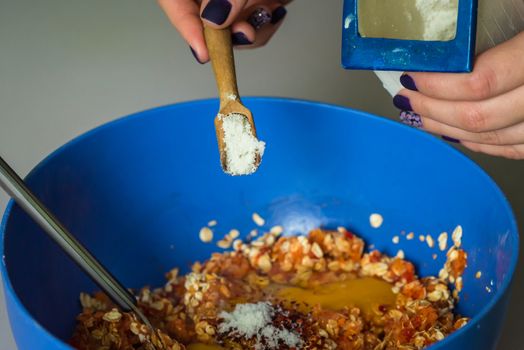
[{"xmin": 200, "ymin": 0, "xmax": 249, "ymax": 28}]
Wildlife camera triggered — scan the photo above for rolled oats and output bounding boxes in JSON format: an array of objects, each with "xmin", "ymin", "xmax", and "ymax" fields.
[{"xmin": 72, "ymin": 227, "xmax": 469, "ymax": 350}]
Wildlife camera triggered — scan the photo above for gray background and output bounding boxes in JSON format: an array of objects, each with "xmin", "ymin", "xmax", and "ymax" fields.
[{"xmin": 0, "ymin": 0, "xmax": 522, "ymax": 348}]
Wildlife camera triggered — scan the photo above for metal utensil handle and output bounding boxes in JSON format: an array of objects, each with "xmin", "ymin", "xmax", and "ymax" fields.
[{"xmin": 0, "ymin": 155, "xmax": 137, "ymax": 311}]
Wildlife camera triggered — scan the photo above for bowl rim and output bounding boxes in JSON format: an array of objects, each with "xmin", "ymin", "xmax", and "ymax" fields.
[{"xmin": 1, "ymin": 96, "xmax": 519, "ymax": 349}]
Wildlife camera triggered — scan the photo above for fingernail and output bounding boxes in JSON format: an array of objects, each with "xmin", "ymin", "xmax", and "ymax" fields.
[
  {"xmin": 393, "ymin": 95, "xmax": 412, "ymax": 111},
  {"xmin": 190, "ymin": 47, "xmax": 204, "ymax": 64},
  {"xmin": 399, "ymin": 111, "xmax": 423, "ymax": 128},
  {"xmin": 442, "ymin": 135, "xmax": 461, "ymax": 143},
  {"xmin": 201, "ymin": 0, "xmax": 232, "ymax": 25},
  {"xmin": 248, "ymin": 8, "xmax": 272, "ymax": 29},
  {"xmin": 271, "ymin": 6, "xmax": 287, "ymax": 24},
  {"xmin": 231, "ymin": 32, "xmax": 252, "ymax": 45},
  {"xmin": 400, "ymin": 74, "xmax": 418, "ymax": 91}
]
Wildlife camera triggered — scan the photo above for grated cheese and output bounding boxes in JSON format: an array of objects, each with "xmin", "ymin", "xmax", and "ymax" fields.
[
  {"xmin": 218, "ymin": 302, "xmax": 303, "ymax": 350},
  {"xmin": 221, "ymin": 113, "xmax": 265, "ymax": 176}
]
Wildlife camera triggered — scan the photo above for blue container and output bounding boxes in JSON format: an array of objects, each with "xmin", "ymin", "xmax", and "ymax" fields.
[
  {"xmin": 341, "ymin": 0, "xmax": 478, "ymax": 72},
  {"xmin": 1, "ymin": 98, "xmax": 518, "ymax": 350}
]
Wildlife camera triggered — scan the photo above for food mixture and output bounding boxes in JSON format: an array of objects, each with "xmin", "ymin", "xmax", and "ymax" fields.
[{"xmin": 70, "ymin": 225, "xmax": 468, "ymax": 350}]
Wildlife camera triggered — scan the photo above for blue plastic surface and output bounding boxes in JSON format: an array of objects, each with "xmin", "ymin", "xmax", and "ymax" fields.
[
  {"xmin": 0, "ymin": 98, "xmax": 519, "ymax": 350},
  {"xmin": 341, "ymin": 0, "xmax": 478, "ymax": 72}
]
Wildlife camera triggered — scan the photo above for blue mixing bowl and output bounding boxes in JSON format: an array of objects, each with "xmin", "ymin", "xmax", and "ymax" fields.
[{"xmin": 1, "ymin": 98, "xmax": 519, "ymax": 350}]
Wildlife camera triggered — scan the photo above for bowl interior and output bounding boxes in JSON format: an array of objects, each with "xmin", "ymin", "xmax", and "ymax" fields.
[{"xmin": 1, "ymin": 98, "xmax": 518, "ymax": 345}]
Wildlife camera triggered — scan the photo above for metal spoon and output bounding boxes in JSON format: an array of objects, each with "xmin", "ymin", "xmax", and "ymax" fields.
[{"xmin": 0, "ymin": 155, "xmax": 164, "ymax": 348}]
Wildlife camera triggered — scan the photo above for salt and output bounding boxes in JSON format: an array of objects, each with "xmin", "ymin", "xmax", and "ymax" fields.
[
  {"xmin": 415, "ymin": 0, "xmax": 458, "ymax": 41},
  {"xmin": 218, "ymin": 302, "xmax": 303, "ymax": 350},
  {"xmin": 221, "ymin": 113, "xmax": 265, "ymax": 176}
]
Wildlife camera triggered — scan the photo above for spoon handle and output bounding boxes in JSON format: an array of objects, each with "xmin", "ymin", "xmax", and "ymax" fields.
[
  {"xmin": 0, "ymin": 155, "xmax": 137, "ymax": 312},
  {"xmin": 204, "ymin": 26, "xmax": 240, "ymax": 107}
]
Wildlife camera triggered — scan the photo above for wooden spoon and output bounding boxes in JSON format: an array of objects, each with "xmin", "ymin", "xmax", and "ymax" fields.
[{"xmin": 204, "ymin": 26, "xmax": 263, "ymax": 175}]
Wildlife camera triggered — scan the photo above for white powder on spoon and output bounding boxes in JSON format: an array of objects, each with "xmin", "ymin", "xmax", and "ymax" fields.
[{"xmin": 221, "ymin": 113, "xmax": 265, "ymax": 176}]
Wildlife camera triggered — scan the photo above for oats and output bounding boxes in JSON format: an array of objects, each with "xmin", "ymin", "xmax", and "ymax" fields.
[
  {"xmin": 228, "ymin": 229, "xmax": 240, "ymax": 239},
  {"xmin": 427, "ymin": 290, "xmax": 443, "ymax": 302},
  {"xmin": 426, "ymin": 235, "xmax": 434, "ymax": 248},
  {"xmin": 369, "ymin": 213, "xmax": 384, "ymax": 228},
  {"xmin": 252, "ymin": 212, "xmax": 265, "ymax": 226},
  {"xmin": 328, "ymin": 261, "xmax": 340, "ymax": 271},
  {"xmin": 337, "ymin": 226, "xmax": 347, "ymax": 233},
  {"xmin": 270, "ymin": 225, "xmax": 284, "ymax": 235},
  {"xmin": 452, "ymin": 225, "xmax": 463, "ymax": 247},
  {"xmin": 199, "ymin": 227, "xmax": 213, "ymax": 243},
  {"xmin": 258, "ymin": 254, "xmax": 272, "ymax": 272},
  {"xmin": 362, "ymin": 262, "xmax": 388, "ymax": 276},
  {"xmin": 475, "ymin": 271, "xmax": 482, "ymax": 279},
  {"xmin": 217, "ymin": 239, "xmax": 231, "ymax": 249},
  {"xmin": 91, "ymin": 329, "xmax": 104, "ymax": 339},
  {"xmin": 280, "ymin": 259, "xmax": 293, "ymax": 272},
  {"xmin": 102, "ymin": 309, "xmax": 122, "ymax": 322},
  {"xmin": 438, "ymin": 232, "xmax": 448, "ymax": 251},
  {"xmin": 456, "ymin": 277, "xmax": 463, "ymax": 292},
  {"xmin": 265, "ymin": 235, "xmax": 275, "ymax": 246},
  {"xmin": 301, "ymin": 256, "xmax": 314, "ymax": 268},
  {"xmin": 439, "ymin": 268, "xmax": 449, "ymax": 281},
  {"xmin": 449, "ymin": 249, "xmax": 458, "ymax": 261},
  {"xmin": 233, "ymin": 239, "xmax": 243, "ymax": 251},
  {"xmin": 73, "ymin": 226, "xmax": 468, "ymax": 349},
  {"xmin": 151, "ymin": 301, "xmax": 165, "ymax": 310},
  {"xmin": 486, "ymin": 286, "xmax": 492, "ymax": 293},
  {"xmin": 207, "ymin": 220, "xmax": 217, "ymax": 227},
  {"xmin": 432, "ymin": 254, "xmax": 438, "ymax": 260},
  {"xmin": 130, "ymin": 322, "xmax": 140, "ymax": 335},
  {"xmin": 249, "ymin": 229, "xmax": 258, "ymax": 237},
  {"xmin": 311, "ymin": 242, "xmax": 324, "ymax": 258},
  {"xmin": 419, "ymin": 235, "xmax": 426, "ymax": 242},
  {"xmin": 341, "ymin": 261, "xmax": 355, "ymax": 272}
]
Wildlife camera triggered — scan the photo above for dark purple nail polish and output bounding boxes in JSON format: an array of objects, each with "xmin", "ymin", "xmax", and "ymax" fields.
[
  {"xmin": 400, "ymin": 74, "xmax": 418, "ymax": 91},
  {"xmin": 231, "ymin": 32, "xmax": 252, "ymax": 45},
  {"xmin": 393, "ymin": 95, "xmax": 412, "ymax": 111},
  {"xmin": 399, "ymin": 111, "xmax": 423, "ymax": 128},
  {"xmin": 201, "ymin": 0, "xmax": 232, "ymax": 25},
  {"xmin": 271, "ymin": 6, "xmax": 287, "ymax": 24},
  {"xmin": 190, "ymin": 47, "xmax": 204, "ymax": 64},
  {"xmin": 442, "ymin": 135, "xmax": 461, "ymax": 143},
  {"xmin": 248, "ymin": 8, "xmax": 272, "ymax": 29}
]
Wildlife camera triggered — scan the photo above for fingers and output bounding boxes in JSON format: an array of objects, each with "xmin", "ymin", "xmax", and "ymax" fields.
[
  {"xmin": 250, "ymin": 5, "xmax": 287, "ymax": 47},
  {"xmin": 414, "ymin": 115, "xmax": 524, "ymax": 146},
  {"xmin": 158, "ymin": 0, "xmax": 209, "ymax": 62},
  {"xmin": 200, "ymin": 0, "xmax": 249, "ymax": 27},
  {"xmin": 402, "ymin": 31, "xmax": 524, "ymax": 101},
  {"xmin": 396, "ymin": 83, "xmax": 524, "ymax": 132},
  {"xmin": 159, "ymin": 0, "xmax": 287, "ymax": 63},
  {"xmin": 233, "ymin": 3, "xmax": 287, "ymax": 48},
  {"xmin": 461, "ymin": 142, "xmax": 524, "ymax": 160}
]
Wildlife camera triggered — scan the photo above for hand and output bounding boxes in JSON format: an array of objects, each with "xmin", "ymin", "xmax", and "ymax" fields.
[
  {"xmin": 393, "ymin": 31, "xmax": 524, "ymax": 160},
  {"xmin": 158, "ymin": 0, "xmax": 290, "ymax": 64}
]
